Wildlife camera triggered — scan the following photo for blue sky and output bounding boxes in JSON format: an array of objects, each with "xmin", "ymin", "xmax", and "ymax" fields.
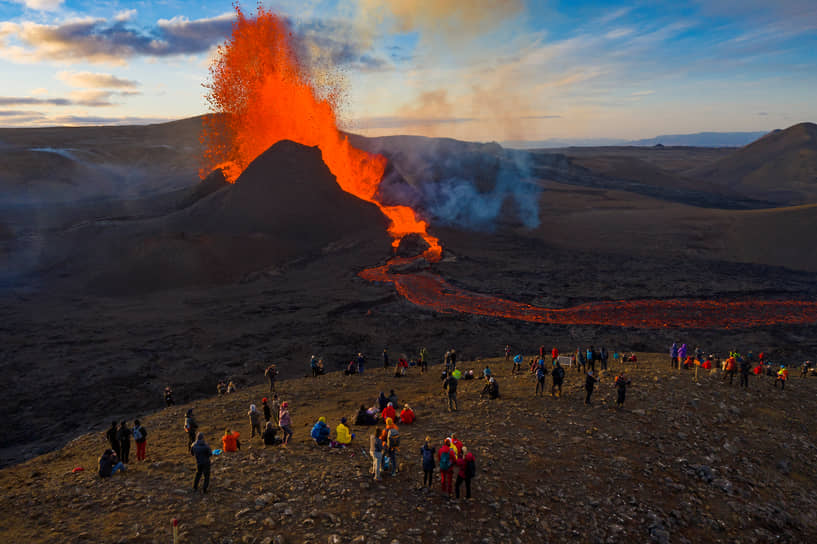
[{"xmin": 0, "ymin": 0, "xmax": 815, "ymax": 140}]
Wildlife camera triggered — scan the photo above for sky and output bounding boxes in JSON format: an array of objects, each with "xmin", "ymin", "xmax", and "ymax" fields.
[{"xmin": 0, "ymin": 0, "xmax": 815, "ymax": 141}]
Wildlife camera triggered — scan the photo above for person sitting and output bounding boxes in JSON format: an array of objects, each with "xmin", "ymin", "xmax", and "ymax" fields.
[
  {"xmin": 382, "ymin": 402, "xmax": 396, "ymax": 422},
  {"xmin": 217, "ymin": 381, "xmax": 227, "ymax": 395},
  {"xmin": 262, "ymin": 421, "xmax": 279, "ymax": 446},
  {"xmin": 226, "ymin": 381, "xmax": 237, "ymax": 394},
  {"xmin": 481, "ymin": 377, "xmax": 500, "ymax": 399},
  {"xmin": 333, "ymin": 417, "xmax": 353, "ymax": 448},
  {"xmin": 399, "ymin": 404, "xmax": 415, "ymax": 424},
  {"xmin": 483, "ymin": 367, "xmax": 492, "ymax": 379},
  {"xmin": 316, "ymin": 359, "xmax": 326, "ymax": 375},
  {"xmin": 377, "ymin": 392, "xmax": 388, "ymax": 411},
  {"xmin": 98, "ymin": 449, "xmax": 125, "ymax": 478},
  {"xmin": 344, "ymin": 360, "xmax": 357, "ymax": 376},
  {"xmin": 311, "ymin": 417, "xmax": 331, "ymax": 445},
  {"xmin": 222, "ymin": 429, "xmax": 241, "ymax": 452},
  {"xmin": 463, "ymin": 369, "xmax": 474, "ymax": 380},
  {"xmin": 355, "ymin": 404, "xmax": 377, "ymax": 426}
]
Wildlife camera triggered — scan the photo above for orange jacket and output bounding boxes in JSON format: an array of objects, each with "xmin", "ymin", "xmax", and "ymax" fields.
[
  {"xmin": 222, "ymin": 431, "xmax": 240, "ymax": 452},
  {"xmin": 725, "ymin": 358, "xmax": 736, "ymax": 371}
]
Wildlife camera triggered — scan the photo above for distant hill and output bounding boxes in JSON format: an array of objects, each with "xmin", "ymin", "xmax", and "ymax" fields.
[
  {"xmin": 626, "ymin": 131, "xmax": 769, "ymax": 147},
  {"xmin": 688, "ymin": 122, "xmax": 817, "ymax": 205}
]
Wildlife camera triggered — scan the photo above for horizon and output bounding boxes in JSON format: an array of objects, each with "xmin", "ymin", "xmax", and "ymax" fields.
[{"xmin": 0, "ymin": 1, "xmax": 815, "ymax": 141}]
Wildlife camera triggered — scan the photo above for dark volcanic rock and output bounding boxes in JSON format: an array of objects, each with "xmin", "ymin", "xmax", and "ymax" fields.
[{"xmin": 395, "ymin": 233, "xmax": 430, "ymax": 258}]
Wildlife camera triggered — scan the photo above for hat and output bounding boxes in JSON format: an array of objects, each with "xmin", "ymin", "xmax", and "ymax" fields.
[
  {"xmin": 387, "ymin": 402, "xmax": 393, "ymax": 407},
  {"xmin": 318, "ymin": 416, "xmax": 326, "ymax": 423},
  {"xmin": 262, "ymin": 397, "xmax": 268, "ymax": 403},
  {"xmin": 281, "ymin": 401, "xmax": 289, "ymax": 408},
  {"xmin": 385, "ymin": 418, "xmax": 393, "ymax": 425},
  {"xmin": 425, "ymin": 436, "xmax": 431, "ymax": 442}
]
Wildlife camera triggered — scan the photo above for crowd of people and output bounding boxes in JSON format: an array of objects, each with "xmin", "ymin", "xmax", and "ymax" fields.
[{"xmin": 98, "ymin": 342, "xmax": 812, "ymax": 504}]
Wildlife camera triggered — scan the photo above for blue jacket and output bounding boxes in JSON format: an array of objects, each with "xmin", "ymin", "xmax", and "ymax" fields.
[
  {"xmin": 311, "ymin": 421, "xmax": 330, "ymax": 441},
  {"xmin": 421, "ymin": 444, "xmax": 436, "ymax": 471}
]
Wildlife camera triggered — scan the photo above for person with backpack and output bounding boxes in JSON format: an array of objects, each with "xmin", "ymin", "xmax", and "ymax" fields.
[
  {"xmin": 370, "ymin": 428, "xmax": 383, "ymax": 481},
  {"xmin": 132, "ymin": 419, "xmax": 148, "ymax": 461},
  {"xmin": 190, "ymin": 432, "xmax": 212, "ymax": 494},
  {"xmin": 585, "ymin": 371, "xmax": 599, "ymax": 405},
  {"xmin": 551, "ymin": 360, "xmax": 565, "ymax": 398},
  {"xmin": 184, "ymin": 409, "xmax": 198, "ymax": 446},
  {"xmin": 614, "ymin": 372, "xmax": 631, "ymax": 407},
  {"xmin": 106, "ymin": 421, "xmax": 120, "ymax": 459},
  {"xmin": 311, "ymin": 417, "xmax": 331, "ymax": 446},
  {"xmin": 264, "ymin": 364, "xmax": 278, "ymax": 393},
  {"xmin": 279, "ymin": 402, "xmax": 292, "ymax": 446},
  {"xmin": 117, "ymin": 421, "xmax": 131, "ymax": 464},
  {"xmin": 98, "ymin": 449, "xmax": 125, "ymax": 478},
  {"xmin": 262, "ymin": 398, "xmax": 271, "ymax": 422},
  {"xmin": 310, "ymin": 355, "xmax": 319, "ymax": 377},
  {"xmin": 535, "ymin": 360, "xmax": 548, "ymax": 396},
  {"xmin": 443, "ymin": 371, "xmax": 459, "ymax": 412},
  {"xmin": 723, "ymin": 356, "xmax": 737, "ymax": 384},
  {"xmin": 248, "ymin": 404, "xmax": 262, "ymax": 438},
  {"xmin": 437, "ymin": 438, "xmax": 454, "ymax": 496},
  {"xmin": 382, "ymin": 418, "xmax": 400, "ymax": 475},
  {"xmin": 222, "ymin": 429, "xmax": 241, "ymax": 452},
  {"xmin": 775, "ymin": 366, "xmax": 789, "ymax": 390},
  {"xmin": 455, "ymin": 447, "xmax": 476, "ymax": 499},
  {"xmin": 482, "ymin": 376, "xmax": 500, "ymax": 399},
  {"xmin": 420, "ymin": 437, "xmax": 436, "ymax": 488}
]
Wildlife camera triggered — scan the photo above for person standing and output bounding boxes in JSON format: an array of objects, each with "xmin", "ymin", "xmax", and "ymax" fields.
[
  {"xmin": 357, "ymin": 352, "xmax": 366, "ymax": 375},
  {"xmin": 577, "ymin": 347, "xmax": 586, "ymax": 374},
  {"xmin": 420, "ymin": 347, "xmax": 428, "ymax": 373},
  {"xmin": 279, "ymin": 402, "xmax": 293, "ymax": 446},
  {"xmin": 455, "ymin": 447, "xmax": 476, "ymax": 499},
  {"xmin": 437, "ymin": 438, "xmax": 454, "ymax": 496},
  {"xmin": 585, "ymin": 371, "xmax": 599, "ymax": 405},
  {"xmin": 614, "ymin": 372, "xmax": 631, "ymax": 407},
  {"xmin": 551, "ymin": 360, "xmax": 565, "ymax": 398},
  {"xmin": 420, "ymin": 437, "xmax": 436, "ymax": 488},
  {"xmin": 106, "ymin": 421, "xmax": 120, "ymax": 459},
  {"xmin": 370, "ymin": 428, "xmax": 383, "ymax": 481},
  {"xmin": 190, "ymin": 433, "xmax": 212, "ymax": 494},
  {"xmin": 270, "ymin": 394, "xmax": 280, "ymax": 425},
  {"xmin": 381, "ymin": 419, "xmax": 400, "ymax": 475},
  {"xmin": 504, "ymin": 345, "xmax": 511, "ymax": 361},
  {"xmin": 775, "ymin": 366, "xmax": 789, "ymax": 390},
  {"xmin": 551, "ymin": 347, "xmax": 559, "ymax": 365},
  {"xmin": 117, "ymin": 421, "xmax": 131, "ymax": 464},
  {"xmin": 586, "ymin": 347, "xmax": 595, "ymax": 373},
  {"xmin": 248, "ymin": 404, "xmax": 262, "ymax": 438},
  {"xmin": 264, "ymin": 364, "xmax": 278, "ymax": 393},
  {"xmin": 739, "ymin": 357, "xmax": 751, "ymax": 389},
  {"xmin": 262, "ymin": 398, "xmax": 271, "ymax": 423},
  {"xmin": 670, "ymin": 343, "xmax": 679, "ymax": 369},
  {"xmin": 184, "ymin": 409, "xmax": 198, "ymax": 445},
  {"xmin": 535, "ymin": 362, "xmax": 547, "ymax": 397},
  {"xmin": 132, "ymin": 419, "xmax": 148, "ymax": 461},
  {"xmin": 444, "ymin": 371, "xmax": 459, "ymax": 412},
  {"xmin": 678, "ymin": 344, "xmax": 688, "ymax": 368},
  {"xmin": 310, "ymin": 355, "xmax": 319, "ymax": 377},
  {"xmin": 601, "ymin": 347, "xmax": 609, "ymax": 371},
  {"xmin": 164, "ymin": 386, "xmax": 175, "ymax": 406},
  {"xmin": 383, "ymin": 348, "xmax": 389, "ymax": 371}
]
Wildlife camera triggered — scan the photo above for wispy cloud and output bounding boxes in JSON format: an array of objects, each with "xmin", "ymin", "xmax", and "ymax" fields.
[{"xmin": 57, "ymin": 71, "xmax": 139, "ymax": 89}]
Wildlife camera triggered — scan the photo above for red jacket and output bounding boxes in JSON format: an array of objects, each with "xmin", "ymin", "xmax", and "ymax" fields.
[
  {"xmin": 451, "ymin": 438, "xmax": 464, "ymax": 458},
  {"xmin": 455, "ymin": 452, "xmax": 475, "ymax": 475},
  {"xmin": 551, "ymin": 348, "xmax": 559, "ymax": 359},
  {"xmin": 399, "ymin": 409, "xmax": 415, "ymax": 424},
  {"xmin": 382, "ymin": 405, "xmax": 396, "ymax": 421}
]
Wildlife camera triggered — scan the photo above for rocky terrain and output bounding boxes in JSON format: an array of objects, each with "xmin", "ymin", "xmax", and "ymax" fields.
[{"xmin": 1, "ymin": 353, "xmax": 816, "ymax": 543}]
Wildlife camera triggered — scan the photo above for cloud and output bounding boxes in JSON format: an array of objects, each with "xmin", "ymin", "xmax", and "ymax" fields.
[
  {"xmin": 0, "ymin": 109, "xmax": 44, "ymax": 117},
  {"xmin": 355, "ymin": 115, "xmax": 475, "ymax": 129},
  {"xmin": 57, "ymin": 71, "xmax": 139, "ymax": 89},
  {"xmin": 293, "ymin": 17, "xmax": 390, "ymax": 73},
  {"xmin": 0, "ymin": 96, "xmax": 71, "ymax": 106},
  {"xmin": 358, "ymin": 0, "xmax": 524, "ymax": 39},
  {"xmin": 0, "ymin": 90, "xmax": 138, "ymax": 107},
  {"xmin": 50, "ymin": 114, "xmax": 172, "ymax": 126},
  {"xmin": 29, "ymin": 87, "xmax": 48, "ymax": 95},
  {"xmin": 630, "ymin": 90, "xmax": 655, "ymax": 96},
  {"xmin": 114, "ymin": 9, "xmax": 137, "ymax": 22},
  {"xmin": 519, "ymin": 115, "xmax": 562, "ymax": 119},
  {"xmin": 0, "ymin": 12, "xmax": 234, "ymax": 64},
  {"xmin": 12, "ymin": 0, "xmax": 64, "ymax": 12}
]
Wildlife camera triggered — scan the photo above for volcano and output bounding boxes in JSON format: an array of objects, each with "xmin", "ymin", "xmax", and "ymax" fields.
[{"xmin": 88, "ymin": 140, "xmax": 392, "ymax": 294}]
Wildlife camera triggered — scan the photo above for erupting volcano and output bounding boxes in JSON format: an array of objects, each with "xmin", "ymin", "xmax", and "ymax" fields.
[{"xmin": 201, "ymin": 5, "xmax": 440, "ymax": 260}]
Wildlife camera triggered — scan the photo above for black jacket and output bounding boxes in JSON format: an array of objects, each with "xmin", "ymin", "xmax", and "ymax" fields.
[
  {"xmin": 98, "ymin": 451, "xmax": 117, "ymax": 477},
  {"xmin": 444, "ymin": 376, "xmax": 458, "ymax": 394},
  {"xmin": 190, "ymin": 441, "xmax": 212, "ymax": 466}
]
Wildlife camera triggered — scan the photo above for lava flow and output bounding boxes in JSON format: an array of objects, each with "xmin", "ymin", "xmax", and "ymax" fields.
[
  {"xmin": 360, "ymin": 261, "xmax": 817, "ymax": 329},
  {"xmin": 201, "ymin": 5, "xmax": 441, "ymax": 260}
]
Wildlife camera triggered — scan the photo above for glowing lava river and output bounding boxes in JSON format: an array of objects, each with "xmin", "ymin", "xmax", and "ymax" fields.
[{"xmin": 360, "ymin": 258, "xmax": 817, "ymax": 329}]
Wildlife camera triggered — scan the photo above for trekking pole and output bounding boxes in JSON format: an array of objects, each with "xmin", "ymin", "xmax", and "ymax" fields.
[{"xmin": 172, "ymin": 518, "xmax": 179, "ymax": 544}]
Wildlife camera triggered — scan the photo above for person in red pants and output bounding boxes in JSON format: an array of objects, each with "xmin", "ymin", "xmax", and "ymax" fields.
[
  {"xmin": 133, "ymin": 419, "xmax": 148, "ymax": 461},
  {"xmin": 437, "ymin": 438, "xmax": 454, "ymax": 496}
]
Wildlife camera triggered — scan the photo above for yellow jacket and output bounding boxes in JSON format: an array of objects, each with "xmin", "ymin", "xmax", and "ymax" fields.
[{"xmin": 336, "ymin": 423, "xmax": 352, "ymax": 444}]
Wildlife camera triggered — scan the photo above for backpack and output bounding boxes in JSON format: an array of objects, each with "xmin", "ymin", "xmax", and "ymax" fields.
[
  {"xmin": 465, "ymin": 458, "xmax": 476, "ymax": 479},
  {"xmin": 439, "ymin": 450, "xmax": 452, "ymax": 471},
  {"xmin": 387, "ymin": 429, "xmax": 400, "ymax": 449},
  {"xmin": 132, "ymin": 427, "xmax": 145, "ymax": 441}
]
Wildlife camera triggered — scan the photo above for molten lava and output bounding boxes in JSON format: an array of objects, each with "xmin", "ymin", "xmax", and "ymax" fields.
[
  {"xmin": 360, "ymin": 262, "xmax": 817, "ymax": 329},
  {"xmin": 201, "ymin": 5, "xmax": 441, "ymax": 260}
]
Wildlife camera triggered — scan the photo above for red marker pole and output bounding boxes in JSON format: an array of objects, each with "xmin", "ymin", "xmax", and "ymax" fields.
[{"xmin": 172, "ymin": 518, "xmax": 179, "ymax": 544}]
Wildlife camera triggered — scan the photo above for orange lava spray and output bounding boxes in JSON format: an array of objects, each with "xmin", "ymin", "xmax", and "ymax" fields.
[{"xmin": 201, "ymin": 4, "xmax": 441, "ymax": 260}]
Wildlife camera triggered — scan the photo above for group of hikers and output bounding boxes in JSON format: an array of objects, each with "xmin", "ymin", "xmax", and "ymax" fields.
[
  {"xmin": 99, "ymin": 341, "xmax": 811, "ymax": 500},
  {"xmin": 668, "ymin": 343, "xmax": 809, "ymax": 390}
]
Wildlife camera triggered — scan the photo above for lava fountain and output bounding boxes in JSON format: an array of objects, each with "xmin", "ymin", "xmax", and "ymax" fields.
[{"xmin": 200, "ymin": 5, "xmax": 441, "ymax": 260}]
